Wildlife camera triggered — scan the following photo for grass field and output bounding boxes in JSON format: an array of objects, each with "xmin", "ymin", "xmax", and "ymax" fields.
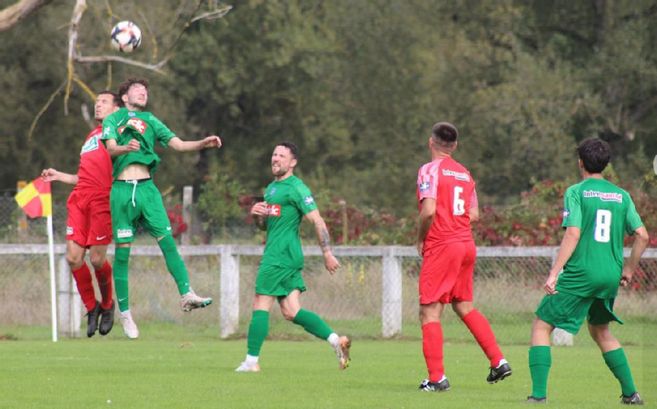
[{"xmin": 1, "ymin": 321, "xmax": 655, "ymax": 409}]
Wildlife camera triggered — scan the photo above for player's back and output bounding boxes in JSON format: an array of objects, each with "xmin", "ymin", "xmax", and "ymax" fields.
[
  {"xmin": 559, "ymin": 178, "xmax": 640, "ymax": 298},
  {"xmin": 417, "ymin": 156, "xmax": 475, "ymax": 248}
]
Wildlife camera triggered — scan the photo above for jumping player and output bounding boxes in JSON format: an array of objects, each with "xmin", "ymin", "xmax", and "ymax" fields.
[
  {"xmin": 101, "ymin": 78, "xmax": 221, "ymax": 339},
  {"xmin": 41, "ymin": 91, "xmax": 120, "ymax": 337}
]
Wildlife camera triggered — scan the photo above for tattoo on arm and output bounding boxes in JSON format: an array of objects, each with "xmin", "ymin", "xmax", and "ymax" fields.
[{"xmin": 319, "ymin": 227, "xmax": 331, "ymax": 252}]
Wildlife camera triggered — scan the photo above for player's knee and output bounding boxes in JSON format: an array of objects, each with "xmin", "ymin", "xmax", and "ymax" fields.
[
  {"xmin": 281, "ymin": 310, "xmax": 296, "ymax": 321},
  {"xmin": 89, "ymin": 253, "xmax": 106, "ymax": 270},
  {"xmin": 66, "ymin": 253, "xmax": 84, "ymax": 269}
]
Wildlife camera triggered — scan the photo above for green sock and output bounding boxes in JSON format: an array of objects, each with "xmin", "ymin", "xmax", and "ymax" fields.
[
  {"xmin": 529, "ymin": 345, "xmax": 551, "ymax": 399},
  {"xmin": 292, "ymin": 309, "xmax": 333, "ymax": 340},
  {"xmin": 113, "ymin": 247, "xmax": 131, "ymax": 312},
  {"xmin": 247, "ymin": 310, "xmax": 270, "ymax": 356},
  {"xmin": 603, "ymin": 348, "xmax": 637, "ymax": 397},
  {"xmin": 157, "ymin": 235, "xmax": 191, "ymax": 295}
]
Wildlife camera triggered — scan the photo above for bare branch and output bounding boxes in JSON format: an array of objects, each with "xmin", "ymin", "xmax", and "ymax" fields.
[
  {"xmin": 0, "ymin": 0, "xmax": 52, "ymax": 32},
  {"xmin": 28, "ymin": 80, "xmax": 66, "ymax": 142},
  {"xmin": 191, "ymin": 5, "xmax": 233, "ymax": 23},
  {"xmin": 65, "ymin": 0, "xmax": 87, "ymax": 115},
  {"xmin": 75, "ymin": 55, "xmax": 169, "ymax": 74}
]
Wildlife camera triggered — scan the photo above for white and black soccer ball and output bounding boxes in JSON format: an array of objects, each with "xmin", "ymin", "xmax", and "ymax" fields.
[{"xmin": 110, "ymin": 21, "xmax": 142, "ymax": 53}]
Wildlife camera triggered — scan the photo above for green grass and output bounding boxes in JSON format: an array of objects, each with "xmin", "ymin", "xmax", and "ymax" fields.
[{"xmin": 1, "ymin": 323, "xmax": 655, "ymax": 409}]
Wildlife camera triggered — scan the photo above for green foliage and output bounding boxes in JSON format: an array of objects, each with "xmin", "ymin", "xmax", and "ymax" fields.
[
  {"xmin": 2, "ymin": 0, "xmax": 657, "ymax": 224},
  {"xmin": 196, "ymin": 165, "xmax": 247, "ymax": 237}
]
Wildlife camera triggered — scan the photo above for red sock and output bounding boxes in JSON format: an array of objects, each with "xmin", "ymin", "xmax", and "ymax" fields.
[
  {"xmin": 94, "ymin": 261, "xmax": 114, "ymax": 310},
  {"xmin": 71, "ymin": 264, "xmax": 96, "ymax": 312},
  {"xmin": 462, "ymin": 309, "xmax": 503, "ymax": 367},
  {"xmin": 422, "ymin": 321, "xmax": 444, "ymax": 382}
]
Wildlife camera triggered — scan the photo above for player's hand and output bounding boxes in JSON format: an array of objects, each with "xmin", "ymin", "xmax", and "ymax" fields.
[
  {"xmin": 126, "ymin": 139, "xmax": 140, "ymax": 152},
  {"xmin": 202, "ymin": 135, "xmax": 222, "ymax": 149},
  {"xmin": 416, "ymin": 241, "xmax": 424, "ymax": 257},
  {"xmin": 41, "ymin": 168, "xmax": 59, "ymax": 182},
  {"xmin": 620, "ymin": 266, "xmax": 633, "ymax": 287},
  {"xmin": 543, "ymin": 273, "xmax": 559, "ymax": 295},
  {"xmin": 324, "ymin": 252, "xmax": 340, "ymax": 274},
  {"xmin": 250, "ymin": 202, "xmax": 269, "ymax": 216}
]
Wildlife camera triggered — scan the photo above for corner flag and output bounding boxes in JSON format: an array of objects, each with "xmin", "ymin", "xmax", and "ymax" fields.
[
  {"xmin": 14, "ymin": 176, "xmax": 58, "ymax": 342},
  {"xmin": 15, "ymin": 178, "xmax": 52, "ymax": 218}
]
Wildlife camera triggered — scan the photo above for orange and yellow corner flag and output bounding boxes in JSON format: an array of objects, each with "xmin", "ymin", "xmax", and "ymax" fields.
[{"xmin": 15, "ymin": 177, "xmax": 52, "ymax": 218}]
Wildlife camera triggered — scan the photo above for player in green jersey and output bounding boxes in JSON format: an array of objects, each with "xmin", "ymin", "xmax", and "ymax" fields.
[
  {"xmin": 235, "ymin": 142, "xmax": 351, "ymax": 373},
  {"xmin": 527, "ymin": 138, "xmax": 649, "ymax": 405},
  {"xmin": 101, "ymin": 78, "xmax": 222, "ymax": 339}
]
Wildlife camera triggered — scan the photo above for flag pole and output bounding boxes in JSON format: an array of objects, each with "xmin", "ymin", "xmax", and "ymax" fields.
[{"xmin": 47, "ymin": 215, "xmax": 58, "ymax": 342}]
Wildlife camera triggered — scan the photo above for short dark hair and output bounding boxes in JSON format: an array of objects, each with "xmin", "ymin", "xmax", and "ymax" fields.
[
  {"xmin": 577, "ymin": 137, "xmax": 610, "ymax": 173},
  {"xmin": 118, "ymin": 78, "xmax": 149, "ymax": 98},
  {"xmin": 97, "ymin": 90, "xmax": 122, "ymax": 106},
  {"xmin": 431, "ymin": 122, "xmax": 458, "ymax": 143},
  {"xmin": 277, "ymin": 141, "xmax": 298, "ymax": 159}
]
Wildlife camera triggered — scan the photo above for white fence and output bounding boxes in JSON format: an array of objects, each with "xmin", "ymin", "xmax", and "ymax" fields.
[{"xmin": 1, "ymin": 244, "xmax": 655, "ymax": 339}]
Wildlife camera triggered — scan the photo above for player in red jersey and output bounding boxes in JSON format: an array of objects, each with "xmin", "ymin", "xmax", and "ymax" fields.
[
  {"xmin": 41, "ymin": 91, "xmax": 120, "ymax": 337},
  {"xmin": 415, "ymin": 122, "xmax": 511, "ymax": 392}
]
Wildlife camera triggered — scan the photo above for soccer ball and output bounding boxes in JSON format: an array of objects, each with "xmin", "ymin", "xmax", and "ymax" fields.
[{"xmin": 110, "ymin": 21, "xmax": 142, "ymax": 53}]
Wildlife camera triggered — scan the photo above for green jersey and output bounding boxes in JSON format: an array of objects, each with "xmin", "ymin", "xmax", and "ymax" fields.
[
  {"xmin": 101, "ymin": 107, "xmax": 175, "ymax": 178},
  {"xmin": 260, "ymin": 175, "xmax": 318, "ymax": 269},
  {"xmin": 557, "ymin": 178, "xmax": 643, "ymax": 298}
]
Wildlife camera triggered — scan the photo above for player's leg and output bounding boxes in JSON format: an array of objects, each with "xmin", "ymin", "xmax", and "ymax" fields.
[
  {"xmin": 280, "ymin": 290, "xmax": 351, "ymax": 370},
  {"xmin": 87, "ymin": 194, "xmax": 115, "ymax": 335},
  {"xmin": 65, "ymin": 193, "xmax": 101, "ymax": 337},
  {"xmin": 418, "ymin": 243, "xmax": 457, "ymax": 391},
  {"xmin": 66, "ymin": 240, "xmax": 100, "ymax": 337},
  {"xmin": 527, "ymin": 317, "xmax": 553, "ymax": 402},
  {"xmin": 110, "ymin": 181, "xmax": 139, "ymax": 338},
  {"xmin": 89, "ymin": 245, "xmax": 114, "ymax": 335},
  {"xmin": 451, "ymin": 241, "xmax": 510, "ymax": 383},
  {"xmin": 236, "ymin": 294, "xmax": 276, "ymax": 372},
  {"xmin": 140, "ymin": 181, "xmax": 211, "ymax": 310},
  {"xmin": 419, "ymin": 301, "xmax": 450, "ymax": 391},
  {"xmin": 587, "ymin": 299, "xmax": 642, "ymax": 404},
  {"xmin": 528, "ymin": 292, "xmax": 589, "ymax": 402}
]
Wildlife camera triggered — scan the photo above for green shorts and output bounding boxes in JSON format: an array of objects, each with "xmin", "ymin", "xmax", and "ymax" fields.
[
  {"xmin": 535, "ymin": 292, "xmax": 623, "ymax": 334},
  {"xmin": 255, "ymin": 264, "xmax": 307, "ymax": 297},
  {"xmin": 110, "ymin": 179, "xmax": 172, "ymax": 244}
]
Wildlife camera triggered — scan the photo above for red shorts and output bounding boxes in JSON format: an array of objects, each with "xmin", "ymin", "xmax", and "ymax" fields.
[
  {"xmin": 66, "ymin": 189, "xmax": 112, "ymax": 247},
  {"xmin": 419, "ymin": 240, "xmax": 476, "ymax": 305}
]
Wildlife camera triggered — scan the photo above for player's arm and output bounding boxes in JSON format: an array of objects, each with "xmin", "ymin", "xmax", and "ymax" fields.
[
  {"xmin": 416, "ymin": 198, "xmax": 435, "ymax": 256},
  {"xmin": 469, "ymin": 188, "xmax": 479, "ymax": 222},
  {"xmin": 41, "ymin": 168, "xmax": 78, "ymax": 185},
  {"xmin": 544, "ymin": 226, "xmax": 580, "ymax": 294},
  {"xmin": 304, "ymin": 209, "xmax": 340, "ymax": 274},
  {"xmin": 620, "ymin": 226, "xmax": 649, "ymax": 287},
  {"xmin": 104, "ymin": 138, "xmax": 140, "ymax": 157},
  {"xmin": 167, "ymin": 136, "xmax": 222, "ymax": 152},
  {"xmin": 250, "ymin": 202, "xmax": 268, "ymax": 231}
]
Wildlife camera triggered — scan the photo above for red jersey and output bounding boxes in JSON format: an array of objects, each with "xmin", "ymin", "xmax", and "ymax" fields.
[
  {"xmin": 417, "ymin": 156, "xmax": 478, "ymax": 247},
  {"xmin": 74, "ymin": 125, "xmax": 113, "ymax": 192}
]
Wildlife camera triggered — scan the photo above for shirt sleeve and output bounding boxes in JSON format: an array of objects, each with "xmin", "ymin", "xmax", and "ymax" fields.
[
  {"xmin": 561, "ymin": 186, "xmax": 581, "ymax": 228},
  {"xmin": 293, "ymin": 183, "xmax": 318, "ymax": 215},
  {"xmin": 470, "ymin": 187, "xmax": 478, "ymax": 210},
  {"xmin": 150, "ymin": 115, "xmax": 176, "ymax": 147},
  {"xmin": 101, "ymin": 113, "xmax": 118, "ymax": 142},
  {"xmin": 417, "ymin": 164, "xmax": 438, "ymax": 201},
  {"xmin": 624, "ymin": 194, "xmax": 644, "ymax": 234}
]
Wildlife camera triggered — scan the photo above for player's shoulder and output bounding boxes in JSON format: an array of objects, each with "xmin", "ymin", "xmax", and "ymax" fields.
[{"xmin": 418, "ymin": 160, "xmax": 439, "ymax": 175}]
